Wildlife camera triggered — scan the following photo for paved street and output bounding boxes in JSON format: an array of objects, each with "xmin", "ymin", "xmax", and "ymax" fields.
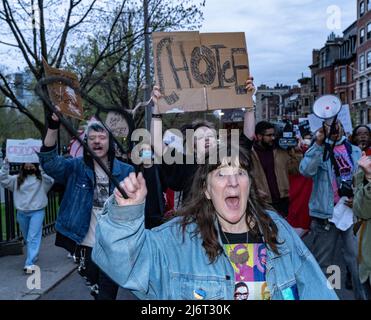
[{"xmin": 40, "ymin": 269, "xmax": 138, "ymax": 300}]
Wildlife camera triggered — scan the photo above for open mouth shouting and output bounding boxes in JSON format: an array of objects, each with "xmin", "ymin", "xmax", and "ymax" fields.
[{"xmin": 225, "ymin": 194, "xmax": 240, "ymax": 211}]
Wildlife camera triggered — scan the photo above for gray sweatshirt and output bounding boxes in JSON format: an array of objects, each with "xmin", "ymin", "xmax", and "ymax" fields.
[{"xmin": 0, "ymin": 163, "xmax": 54, "ymax": 211}]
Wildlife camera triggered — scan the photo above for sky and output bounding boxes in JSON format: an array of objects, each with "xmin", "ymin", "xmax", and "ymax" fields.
[
  {"xmin": 0, "ymin": 0, "xmax": 356, "ymax": 88},
  {"xmin": 200, "ymin": 0, "xmax": 356, "ymax": 87}
]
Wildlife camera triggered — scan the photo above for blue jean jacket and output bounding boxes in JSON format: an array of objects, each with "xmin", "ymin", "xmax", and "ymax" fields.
[
  {"xmin": 92, "ymin": 197, "xmax": 338, "ymax": 300},
  {"xmin": 299, "ymin": 138, "xmax": 361, "ymax": 219},
  {"xmin": 38, "ymin": 147, "xmax": 134, "ymax": 244}
]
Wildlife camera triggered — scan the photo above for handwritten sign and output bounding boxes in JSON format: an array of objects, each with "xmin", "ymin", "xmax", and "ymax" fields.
[
  {"xmin": 105, "ymin": 112, "xmax": 129, "ymax": 137},
  {"xmin": 6, "ymin": 139, "xmax": 42, "ymax": 163},
  {"xmin": 153, "ymin": 31, "xmax": 253, "ymax": 113},
  {"xmin": 43, "ymin": 58, "xmax": 83, "ymax": 120}
]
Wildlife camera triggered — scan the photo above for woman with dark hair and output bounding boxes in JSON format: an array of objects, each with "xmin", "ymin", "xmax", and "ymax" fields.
[
  {"xmin": 351, "ymin": 125, "xmax": 371, "ymax": 156},
  {"xmin": 0, "ymin": 159, "xmax": 54, "ymax": 274},
  {"xmin": 92, "ymin": 142, "xmax": 337, "ymax": 300}
]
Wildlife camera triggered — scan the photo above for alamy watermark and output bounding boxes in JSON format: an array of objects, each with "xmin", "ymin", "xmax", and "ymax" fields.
[
  {"xmin": 26, "ymin": 265, "xmax": 41, "ymax": 290},
  {"xmin": 129, "ymin": 128, "xmax": 241, "ymax": 166},
  {"xmin": 326, "ymin": 265, "xmax": 341, "ymax": 290}
]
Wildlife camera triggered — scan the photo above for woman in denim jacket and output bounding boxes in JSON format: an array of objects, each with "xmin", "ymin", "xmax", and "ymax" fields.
[{"xmin": 93, "ymin": 142, "xmax": 338, "ymax": 300}]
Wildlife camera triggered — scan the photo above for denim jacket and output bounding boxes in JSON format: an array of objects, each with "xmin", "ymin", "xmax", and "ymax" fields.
[
  {"xmin": 92, "ymin": 197, "xmax": 338, "ymax": 300},
  {"xmin": 38, "ymin": 147, "xmax": 134, "ymax": 244},
  {"xmin": 299, "ymin": 138, "xmax": 361, "ymax": 220}
]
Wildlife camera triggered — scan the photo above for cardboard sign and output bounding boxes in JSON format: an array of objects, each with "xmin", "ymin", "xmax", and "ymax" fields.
[
  {"xmin": 152, "ymin": 31, "xmax": 253, "ymax": 113},
  {"xmin": 308, "ymin": 104, "xmax": 353, "ymax": 134},
  {"xmin": 105, "ymin": 112, "xmax": 130, "ymax": 138},
  {"xmin": 6, "ymin": 139, "xmax": 42, "ymax": 163},
  {"xmin": 43, "ymin": 58, "xmax": 83, "ymax": 120}
]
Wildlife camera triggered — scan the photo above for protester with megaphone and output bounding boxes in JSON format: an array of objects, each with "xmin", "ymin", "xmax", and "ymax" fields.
[{"xmin": 300, "ymin": 107, "xmax": 366, "ymax": 299}]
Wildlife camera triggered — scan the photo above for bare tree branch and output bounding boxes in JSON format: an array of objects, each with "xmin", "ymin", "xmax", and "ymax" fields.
[
  {"xmin": 0, "ymin": 40, "xmax": 18, "ymax": 48},
  {"xmin": 2, "ymin": 0, "xmax": 38, "ymax": 74}
]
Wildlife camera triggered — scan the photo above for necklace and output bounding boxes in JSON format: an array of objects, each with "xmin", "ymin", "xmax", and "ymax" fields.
[{"xmin": 219, "ymin": 223, "xmax": 249, "ymax": 246}]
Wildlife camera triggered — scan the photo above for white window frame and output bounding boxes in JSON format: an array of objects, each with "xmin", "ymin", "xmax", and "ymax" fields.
[{"xmin": 360, "ymin": 54, "xmax": 365, "ymax": 72}]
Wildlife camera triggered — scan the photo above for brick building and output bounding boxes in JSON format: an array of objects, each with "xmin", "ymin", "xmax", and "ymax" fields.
[
  {"xmin": 354, "ymin": 0, "xmax": 371, "ymax": 124},
  {"xmin": 333, "ymin": 22, "xmax": 357, "ymax": 110}
]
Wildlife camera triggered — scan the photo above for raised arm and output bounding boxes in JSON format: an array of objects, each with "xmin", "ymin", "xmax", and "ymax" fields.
[
  {"xmin": 40, "ymin": 165, "xmax": 55, "ymax": 193},
  {"xmin": 151, "ymin": 86, "xmax": 166, "ymax": 159},
  {"xmin": 92, "ymin": 172, "xmax": 170, "ymax": 299},
  {"xmin": 38, "ymin": 112, "xmax": 73, "ymax": 185},
  {"xmin": 0, "ymin": 158, "xmax": 16, "ymax": 192},
  {"xmin": 299, "ymin": 129, "xmax": 325, "ymax": 178},
  {"xmin": 43, "ymin": 113, "xmax": 60, "ymax": 147},
  {"xmin": 243, "ymin": 77, "xmax": 256, "ymax": 140}
]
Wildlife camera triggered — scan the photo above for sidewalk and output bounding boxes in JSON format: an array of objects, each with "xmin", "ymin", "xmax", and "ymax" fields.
[{"xmin": 0, "ymin": 233, "xmax": 77, "ymax": 300}]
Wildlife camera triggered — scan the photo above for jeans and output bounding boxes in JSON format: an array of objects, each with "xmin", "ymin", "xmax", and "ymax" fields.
[
  {"xmin": 309, "ymin": 218, "xmax": 366, "ymax": 300},
  {"xmin": 17, "ymin": 209, "xmax": 45, "ymax": 267},
  {"xmin": 77, "ymin": 245, "xmax": 119, "ymax": 300}
]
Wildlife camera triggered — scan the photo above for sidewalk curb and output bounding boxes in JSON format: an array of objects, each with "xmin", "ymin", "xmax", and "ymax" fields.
[{"xmin": 35, "ymin": 265, "xmax": 78, "ymax": 300}]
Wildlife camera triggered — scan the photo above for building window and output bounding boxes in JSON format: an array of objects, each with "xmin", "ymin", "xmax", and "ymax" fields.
[
  {"xmin": 320, "ymin": 77, "xmax": 326, "ymax": 95},
  {"xmin": 351, "ymin": 89, "xmax": 354, "ymax": 101},
  {"xmin": 368, "ymin": 80, "xmax": 371, "ymax": 97},
  {"xmin": 321, "ymin": 52, "xmax": 326, "ymax": 68},
  {"xmin": 368, "ymin": 0, "xmax": 371, "ymax": 11},
  {"xmin": 340, "ymin": 68, "xmax": 347, "ymax": 84},
  {"xmin": 360, "ymin": 54, "xmax": 365, "ymax": 71},
  {"xmin": 335, "ymin": 69, "xmax": 339, "ymax": 85},
  {"xmin": 368, "ymin": 23, "xmax": 371, "ymax": 40},
  {"xmin": 360, "ymin": 1, "xmax": 365, "ymax": 17},
  {"xmin": 368, "ymin": 51, "xmax": 371, "ymax": 68},
  {"xmin": 360, "ymin": 28, "xmax": 365, "ymax": 45},
  {"xmin": 340, "ymin": 92, "xmax": 346, "ymax": 103},
  {"xmin": 360, "ymin": 82, "xmax": 364, "ymax": 99}
]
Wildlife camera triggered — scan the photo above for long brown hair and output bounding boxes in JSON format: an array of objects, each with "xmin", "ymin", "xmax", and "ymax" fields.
[
  {"xmin": 17, "ymin": 163, "xmax": 42, "ymax": 189},
  {"xmin": 178, "ymin": 142, "xmax": 281, "ymax": 263}
]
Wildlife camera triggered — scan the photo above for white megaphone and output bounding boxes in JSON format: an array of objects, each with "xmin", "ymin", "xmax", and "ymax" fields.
[
  {"xmin": 312, "ymin": 95, "xmax": 343, "ymax": 161},
  {"xmin": 312, "ymin": 95, "xmax": 342, "ymax": 122}
]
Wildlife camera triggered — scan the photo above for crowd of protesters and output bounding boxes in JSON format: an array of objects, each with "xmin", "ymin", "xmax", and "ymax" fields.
[{"xmin": 1, "ymin": 78, "xmax": 371, "ymax": 300}]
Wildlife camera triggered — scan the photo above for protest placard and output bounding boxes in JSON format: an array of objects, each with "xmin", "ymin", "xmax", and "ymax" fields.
[
  {"xmin": 6, "ymin": 139, "xmax": 42, "ymax": 163},
  {"xmin": 105, "ymin": 112, "xmax": 130, "ymax": 138},
  {"xmin": 43, "ymin": 58, "xmax": 83, "ymax": 120},
  {"xmin": 152, "ymin": 31, "xmax": 253, "ymax": 113}
]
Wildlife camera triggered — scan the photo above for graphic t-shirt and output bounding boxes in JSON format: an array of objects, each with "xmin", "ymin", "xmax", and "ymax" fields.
[
  {"xmin": 331, "ymin": 144, "xmax": 354, "ymax": 204},
  {"xmin": 81, "ymin": 164, "xmax": 110, "ymax": 247},
  {"xmin": 221, "ymin": 231, "xmax": 270, "ymax": 300}
]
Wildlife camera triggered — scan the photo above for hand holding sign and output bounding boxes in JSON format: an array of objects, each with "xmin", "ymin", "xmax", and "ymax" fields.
[
  {"xmin": 6, "ymin": 139, "xmax": 42, "ymax": 163},
  {"xmin": 153, "ymin": 31, "xmax": 252, "ymax": 113}
]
